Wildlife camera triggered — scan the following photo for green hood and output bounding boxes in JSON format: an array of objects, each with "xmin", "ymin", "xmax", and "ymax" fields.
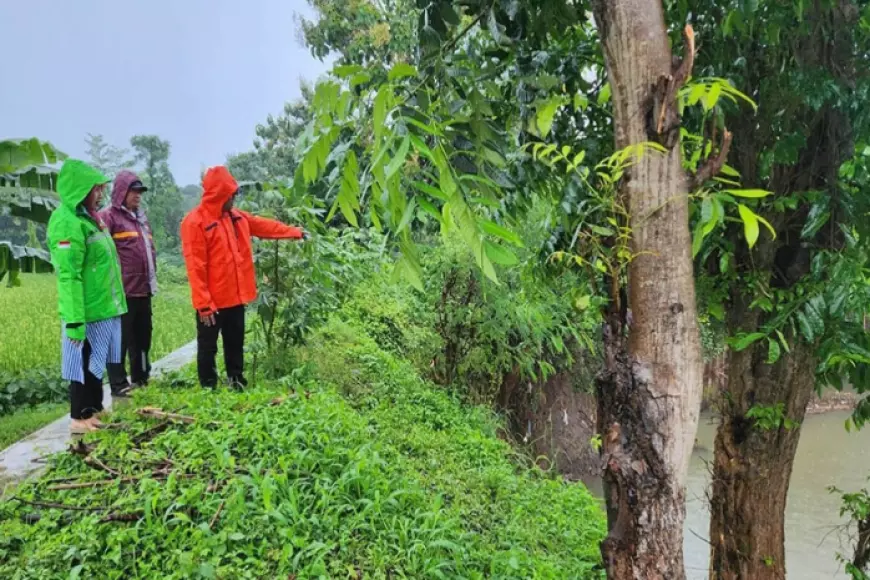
[{"xmin": 56, "ymin": 159, "xmax": 109, "ymax": 210}]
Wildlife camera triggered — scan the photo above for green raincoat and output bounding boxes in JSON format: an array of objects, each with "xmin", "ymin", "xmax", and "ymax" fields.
[{"xmin": 47, "ymin": 160, "xmax": 127, "ymax": 341}]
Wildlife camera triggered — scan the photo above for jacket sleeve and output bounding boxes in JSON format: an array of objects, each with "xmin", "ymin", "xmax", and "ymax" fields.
[
  {"xmin": 180, "ymin": 217, "xmax": 215, "ymax": 314},
  {"xmin": 99, "ymin": 208, "xmax": 114, "ymax": 233},
  {"xmin": 51, "ymin": 220, "xmax": 87, "ymax": 341},
  {"xmin": 240, "ymin": 211, "xmax": 303, "ymax": 240},
  {"xmin": 145, "ymin": 216, "xmax": 158, "ymax": 273}
]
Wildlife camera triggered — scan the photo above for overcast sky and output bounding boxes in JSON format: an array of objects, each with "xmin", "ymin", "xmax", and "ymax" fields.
[{"xmin": 1, "ymin": 0, "xmax": 331, "ymax": 185}]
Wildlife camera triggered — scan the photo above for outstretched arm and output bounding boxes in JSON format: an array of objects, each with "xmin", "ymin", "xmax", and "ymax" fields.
[{"xmin": 240, "ymin": 211, "xmax": 304, "ymax": 240}]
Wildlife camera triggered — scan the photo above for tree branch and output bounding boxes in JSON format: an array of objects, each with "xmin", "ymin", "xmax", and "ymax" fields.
[
  {"xmin": 137, "ymin": 407, "xmax": 196, "ymax": 424},
  {"xmin": 690, "ymin": 130, "xmax": 733, "ymax": 190},
  {"xmin": 11, "ymin": 496, "xmax": 106, "ymax": 512}
]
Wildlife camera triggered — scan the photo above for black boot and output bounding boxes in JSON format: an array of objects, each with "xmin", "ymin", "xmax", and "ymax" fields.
[{"xmin": 228, "ymin": 376, "xmax": 248, "ymax": 391}]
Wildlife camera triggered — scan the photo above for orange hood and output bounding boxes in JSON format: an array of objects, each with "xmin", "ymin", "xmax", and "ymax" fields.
[{"xmin": 201, "ymin": 166, "xmax": 238, "ymax": 216}]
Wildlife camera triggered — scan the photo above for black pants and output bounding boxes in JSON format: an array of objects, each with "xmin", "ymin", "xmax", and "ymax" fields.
[
  {"xmin": 108, "ymin": 296, "xmax": 153, "ymax": 390},
  {"xmin": 196, "ymin": 305, "xmax": 245, "ymax": 388},
  {"xmin": 70, "ymin": 340, "xmax": 104, "ymax": 420}
]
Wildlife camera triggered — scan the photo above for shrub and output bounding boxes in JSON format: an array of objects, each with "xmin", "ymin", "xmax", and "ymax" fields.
[
  {"xmin": 420, "ymin": 237, "xmax": 600, "ymax": 404},
  {"xmin": 0, "ymin": 369, "xmax": 66, "ymax": 416}
]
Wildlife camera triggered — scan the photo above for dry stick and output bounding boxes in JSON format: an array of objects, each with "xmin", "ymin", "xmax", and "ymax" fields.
[
  {"xmin": 68, "ymin": 440, "xmax": 94, "ymax": 457},
  {"xmin": 209, "ymin": 498, "xmax": 226, "ymax": 530},
  {"xmin": 47, "ymin": 478, "xmax": 137, "ymax": 491},
  {"xmin": 132, "ymin": 420, "xmax": 172, "ymax": 445},
  {"xmin": 84, "ymin": 456, "xmax": 121, "ymax": 477},
  {"xmin": 100, "ymin": 511, "xmax": 144, "ymax": 523},
  {"xmin": 11, "ymin": 496, "xmax": 107, "ymax": 512},
  {"xmin": 43, "ymin": 475, "xmax": 84, "ymax": 485},
  {"xmin": 137, "ymin": 407, "xmax": 196, "ymax": 424}
]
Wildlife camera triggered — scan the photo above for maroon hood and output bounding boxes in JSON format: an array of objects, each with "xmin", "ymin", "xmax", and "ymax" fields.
[{"xmin": 111, "ymin": 170, "xmax": 141, "ymax": 209}]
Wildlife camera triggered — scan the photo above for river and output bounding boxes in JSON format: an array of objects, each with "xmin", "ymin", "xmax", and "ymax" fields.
[{"xmin": 585, "ymin": 410, "xmax": 870, "ymax": 578}]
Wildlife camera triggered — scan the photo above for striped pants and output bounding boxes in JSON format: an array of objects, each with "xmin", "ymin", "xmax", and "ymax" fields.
[{"xmin": 61, "ymin": 317, "xmax": 122, "ymax": 420}]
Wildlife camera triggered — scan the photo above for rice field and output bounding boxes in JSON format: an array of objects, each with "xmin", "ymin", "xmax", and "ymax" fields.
[{"xmin": 0, "ymin": 274, "xmax": 195, "ymax": 373}]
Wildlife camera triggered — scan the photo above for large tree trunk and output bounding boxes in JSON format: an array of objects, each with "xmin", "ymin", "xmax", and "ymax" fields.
[
  {"xmin": 592, "ymin": 2, "xmax": 703, "ymax": 578},
  {"xmin": 706, "ymin": 1, "xmax": 856, "ymax": 573},
  {"xmin": 708, "ymin": 297, "xmax": 817, "ymax": 579}
]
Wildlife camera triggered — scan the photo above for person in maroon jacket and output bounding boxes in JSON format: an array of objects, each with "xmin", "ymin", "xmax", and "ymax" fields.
[{"xmin": 101, "ymin": 170, "xmax": 157, "ymax": 395}]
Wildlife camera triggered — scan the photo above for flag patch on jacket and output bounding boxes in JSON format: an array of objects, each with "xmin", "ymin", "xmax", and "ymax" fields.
[{"xmin": 57, "ymin": 240, "xmax": 71, "ymax": 250}]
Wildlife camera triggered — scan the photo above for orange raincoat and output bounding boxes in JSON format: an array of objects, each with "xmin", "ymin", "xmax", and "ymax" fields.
[{"xmin": 180, "ymin": 166, "xmax": 302, "ymax": 315}]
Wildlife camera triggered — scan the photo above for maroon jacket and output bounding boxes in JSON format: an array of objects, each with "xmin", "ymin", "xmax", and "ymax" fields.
[{"xmin": 100, "ymin": 171, "xmax": 158, "ymax": 298}]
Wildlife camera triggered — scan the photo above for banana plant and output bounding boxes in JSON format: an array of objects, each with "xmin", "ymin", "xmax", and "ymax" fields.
[{"xmin": 0, "ymin": 138, "xmax": 66, "ymax": 285}]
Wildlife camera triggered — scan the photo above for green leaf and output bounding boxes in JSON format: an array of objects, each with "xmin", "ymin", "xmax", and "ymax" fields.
[
  {"xmin": 412, "ymin": 180, "xmax": 448, "ymax": 201},
  {"xmin": 409, "ymin": 135, "xmax": 434, "ymax": 162},
  {"xmin": 334, "ymin": 64, "xmax": 364, "ymax": 78},
  {"xmin": 479, "ymin": 248, "xmax": 498, "ymax": 283},
  {"xmin": 575, "ymin": 295, "xmax": 592, "ymax": 310},
  {"xmin": 828, "ymin": 285, "xmax": 848, "ymax": 317},
  {"xmin": 597, "ymin": 83, "xmax": 611, "ymax": 106},
  {"xmin": 801, "ymin": 199, "xmax": 831, "ymax": 239},
  {"xmin": 350, "ymin": 72, "xmax": 372, "ymax": 88},
  {"xmin": 731, "ymin": 332, "xmax": 766, "ymax": 351},
  {"xmin": 392, "ymin": 253, "xmax": 423, "ymax": 291},
  {"xmin": 373, "ymin": 88, "xmax": 389, "ymax": 139},
  {"xmin": 396, "ymin": 198, "xmax": 417, "ymax": 233},
  {"xmin": 535, "ymin": 97, "xmax": 563, "ymax": 138},
  {"xmin": 338, "ymin": 196, "xmax": 358, "ymax": 227},
  {"xmin": 480, "ymin": 220, "xmax": 523, "ymax": 247},
  {"xmin": 724, "ymin": 189, "xmax": 772, "ymax": 198},
  {"xmin": 388, "ymin": 63, "xmax": 418, "ymax": 81},
  {"xmin": 737, "ymin": 204, "xmax": 760, "ymax": 249},
  {"xmin": 691, "ymin": 222, "xmax": 705, "ymax": 258},
  {"xmin": 703, "ymin": 82, "xmax": 723, "ymax": 111},
  {"xmin": 796, "ymin": 311, "xmax": 815, "ymax": 342},
  {"xmin": 484, "ymin": 241, "xmax": 519, "ymax": 266},
  {"xmin": 403, "ymin": 116, "xmax": 443, "ymax": 136},
  {"xmin": 590, "ymin": 225, "xmax": 615, "ymax": 236},
  {"xmin": 483, "ymin": 147, "xmax": 507, "ymax": 168},
  {"xmin": 776, "ymin": 329, "xmax": 791, "ymax": 353},
  {"xmin": 720, "ymin": 164, "xmax": 741, "ymax": 177},
  {"xmin": 574, "ymin": 93, "xmax": 589, "ymax": 111},
  {"xmin": 487, "ymin": 7, "xmax": 511, "ymax": 45},
  {"xmin": 756, "ymin": 213, "xmax": 776, "ymax": 240},
  {"xmin": 702, "ymin": 196, "xmax": 722, "ymax": 236},
  {"xmin": 385, "ymin": 136, "xmax": 410, "ymax": 179},
  {"xmin": 439, "ymin": 3, "xmax": 461, "ymax": 25},
  {"xmin": 199, "ymin": 563, "xmax": 216, "ymax": 579},
  {"xmin": 686, "ymin": 83, "xmax": 707, "ymax": 106},
  {"xmin": 417, "ymin": 198, "xmax": 441, "ymax": 222},
  {"xmin": 767, "ymin": 338, "xmax": 782, "ymax": 364},
  {"xmin": 709, "ymin": 301, "xmax": 725, "ymax": 321},
  {"xmin": 804, "ymin": 297, "xmax": 826, "ymax": 337}
]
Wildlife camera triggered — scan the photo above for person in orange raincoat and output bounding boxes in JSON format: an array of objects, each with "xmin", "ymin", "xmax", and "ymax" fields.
[{"xmin": 180, "ymin": 166, "xmax": 305, "ymax": 388}]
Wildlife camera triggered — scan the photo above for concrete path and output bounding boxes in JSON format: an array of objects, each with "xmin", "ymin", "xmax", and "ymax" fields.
[{"xmin": 0, "ymin": 340, "xmax": 197, "ymax": 485}]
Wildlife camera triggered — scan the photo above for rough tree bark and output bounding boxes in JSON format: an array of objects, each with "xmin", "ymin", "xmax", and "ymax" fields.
[
  {"xmin": 709, "ymin": 295, "xmax": 817, "ymax": 579},
  {"xmin": 591, "ymin": 1, "xmax": 704, "ymax": 578}
]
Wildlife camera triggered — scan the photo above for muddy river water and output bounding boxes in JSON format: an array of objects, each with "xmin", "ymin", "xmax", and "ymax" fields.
[{"xmin": 586, "ymin": 410, "xmax": 870, "ymax": 579}]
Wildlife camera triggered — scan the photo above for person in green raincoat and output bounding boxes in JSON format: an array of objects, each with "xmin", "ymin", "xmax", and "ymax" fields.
[{"xmin": 47, "ymin": 159, "xmax": 128, "ymax": 434}]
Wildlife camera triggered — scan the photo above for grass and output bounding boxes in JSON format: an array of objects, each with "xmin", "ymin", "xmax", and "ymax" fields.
[
  {"xmin": 0, "ymin": 273, "xmax": 196, "ymax": 450},
  {"xmin": 0, "ymin": 274, "xmax": 195, "ymax": 373},
  {"xmin": 0, "ymin": 404, "xmax": 67, "ymax": 450},
  {"xmin": 0, "ymin": 319, "xmax": 605, "ymax": 578}
]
